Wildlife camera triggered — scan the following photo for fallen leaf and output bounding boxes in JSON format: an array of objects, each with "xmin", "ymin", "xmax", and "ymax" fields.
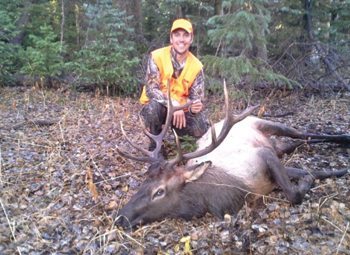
[
  {"xmin": 86, "ymin": 166, "xmax": 99, "ymax": 201},
  {"xmin": 180, "ymin": 236, "xmax": 192, "ymax": 255},
  {"xmin": 106, "ymin": 200, "xmax": 118, "ymax": 210}
]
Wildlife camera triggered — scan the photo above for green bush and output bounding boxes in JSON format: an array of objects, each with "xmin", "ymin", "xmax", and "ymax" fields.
[
  {"xmin": 0, "ymin": 42, "xmax": 22, "ymax": 86},
  {"xmin": 21, "ymin": 24, "xmax": 65, "ymax": 85},
  {"xmin": 69, "ymin": 1, "xmax": 139, "ymax": 96},
  {"xmin": 0, "ymin": 5, "xmax": 22, "ymax": 86}
]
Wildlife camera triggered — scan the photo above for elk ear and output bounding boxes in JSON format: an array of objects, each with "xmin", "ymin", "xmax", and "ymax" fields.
[{"xmin": 184, "ymin": 161, "xmax": 212, "ymax": 183}]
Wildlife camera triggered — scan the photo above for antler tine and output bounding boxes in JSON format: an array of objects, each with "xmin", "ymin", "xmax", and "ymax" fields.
[
  {"xmin": 116, "ymin": 146, "xmax": 157, "ymax": 163},
  {"xmin": 117, "ymin": 79, "xmax": 196, "ymax": 164},
  {"xmin": 166, "ymin": 129, "xmax": 184, "ymax": 166},
  {"xmin": 137, "ymin": 114, "xmax": 161, "ymax": 148},
  {"xmin": 119, "ymin": 121, "xmax": 153, "ymax": 156},
  {"xmin": 167, "ymin": 121, "xmax": 218, "ymax": 168},
  {"xmin": 146, "ymin": 80, "xmax": 193, "ymax": 158},
  {"xmin": 161, "ymin": 81, "xmax": 193, "ymax": 136},
  {"xmin": 181, "ymin": 81, "xmax": 259, "ymax": 161}
]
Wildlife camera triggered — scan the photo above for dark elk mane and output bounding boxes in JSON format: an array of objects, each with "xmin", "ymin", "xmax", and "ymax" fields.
[
  {"xmin": 146, "ymin": 161, "xmax": 164, "ymax": 177},
  {"xmin": 177, "ymin": 168, "xmax": 250, "ymax": 219}
]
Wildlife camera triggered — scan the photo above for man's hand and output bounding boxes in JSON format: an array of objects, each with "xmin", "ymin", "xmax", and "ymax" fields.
[
  {"xmin": 190, "ymin": 99, "xmax": 203, "ymax": 114},
  {"xmin": 171, "ymin": 99, "xmax": 203, "ymax": 129},
  {"xmin": 173, "ymin": 110, "xmax": 186, "ymax": 129}
]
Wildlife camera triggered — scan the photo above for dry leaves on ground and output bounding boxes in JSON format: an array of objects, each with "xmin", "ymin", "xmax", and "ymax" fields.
[{"xmin": 0, "ymin": 86, "xmax": 349, "ymax": 254}]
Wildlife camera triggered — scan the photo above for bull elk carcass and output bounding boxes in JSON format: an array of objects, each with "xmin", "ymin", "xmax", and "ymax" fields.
[{"xmin": 116, "ymin": 83, "xmax": 349, "ymax": 228}]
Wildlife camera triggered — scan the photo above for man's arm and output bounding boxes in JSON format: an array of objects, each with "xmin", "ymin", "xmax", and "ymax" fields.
[
  {"xmin": 188, "ymin": 69, "xmax": 205, "ymax": 114},
  {"xmin": 144, "ymin": 55, "xmax": 167, "ymax": 105},
  {"xmin": 188, "ymin": 69, "xmax": 205, "ymax": 101}
]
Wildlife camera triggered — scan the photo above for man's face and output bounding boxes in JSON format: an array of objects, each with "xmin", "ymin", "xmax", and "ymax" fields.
[{"xmin": 170, "ymin": 29, "xmax": 193, "ymax": 55}]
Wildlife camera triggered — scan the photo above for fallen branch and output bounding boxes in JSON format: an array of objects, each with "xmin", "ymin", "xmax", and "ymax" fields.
[
  {"xmin": 11, "ymin": 119, "xmax": 58, "ymax": 130},
  {"xmin": 336, "ymin": 222, "xmax": 349, "ymax": 255},
  {"xmin": 0, "ymin": 199, "xmax": 22, "ymax": 255},
  {"xmin": 263, "ymin": 112, "xmax": 294, "ymax": 118}
]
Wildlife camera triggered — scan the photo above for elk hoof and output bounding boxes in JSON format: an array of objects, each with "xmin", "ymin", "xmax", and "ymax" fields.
[{"xmin": 290, "ymin": 192, "xmax": 303, "ymax": 205}]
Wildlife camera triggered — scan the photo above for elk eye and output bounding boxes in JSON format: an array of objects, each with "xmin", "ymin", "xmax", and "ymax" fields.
[{"xmin": 152, "ymin": 188, "xmax": 165, "ymax": 200}]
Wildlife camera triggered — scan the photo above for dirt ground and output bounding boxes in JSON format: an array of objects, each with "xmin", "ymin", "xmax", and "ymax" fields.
[{"xmin": 0, "ymin": 86, "xmax": 349, "ymax": 255}]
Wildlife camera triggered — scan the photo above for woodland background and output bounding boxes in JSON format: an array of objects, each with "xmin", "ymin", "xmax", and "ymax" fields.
[
  {"xmin": 1, "ymin": 0, "xmax": 350, "ymax": 254},
  {"xmin": 1, "ymin": 0, "xmax": 350, "ymax": 93}
]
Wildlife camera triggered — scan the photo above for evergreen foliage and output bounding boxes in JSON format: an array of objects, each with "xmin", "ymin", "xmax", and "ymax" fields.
[
  {"xmin": 0, "ymin": 0, "xmax": 23, "ymax": 86},
  {"xmin": 325, "ymin": 1, "xmax": 350, "ymax": 55},
  {"xmin": 203, "ymin": 55, "xmax": 299, "ymax": 91},
  {"xmin": 0, "ymin": 0, "xmax": 349, "ymax": 92},
  {"xmin": 203, "ymin": 0, "xmax": 297, "ymax": 89},
  {"xmin": 206, "ymin": 5, "xmax": 269, "ymax": 58},
  {"xmin": 0, "ymin": 41, "xmax": 21, "ymax": 86},
  {"xmin": 268, "ymin": 0, "xmax": 350, "ymax": 87},
  {"xmin": 69, "ymin": 1, "xmax": 139, "ymax": 96},
  {"xmin": 21, "ymin": 24, "xmax": 65, "ymax": 84}
]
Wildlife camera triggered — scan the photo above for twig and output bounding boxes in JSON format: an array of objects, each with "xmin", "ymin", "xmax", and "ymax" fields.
[
  {"xmin": 0, "ymin": 135, "xmax": 53, "ymax": 149},
  {"xmin": 120, "ymin": 229, "xmax": 146, "ymax": 248},
  {"xmin": 40, "ymin": 89, "xmax": 47, "ymax": 108},
  {"xmin": 316, "ymin": 193, "xmax": 338, "ymax": 215},
  {"xmin": 336, "ymin": 222, "xmax": 349, "ymax": 255},
  {"xmin": 263, "ymin": 112, "xmax": 294, "ymax": 118},
  {"xmin": 11, "ymin": 119, "xmax": 58, "ymax": 130},
  {"xmin": 58, "ymin": 121, "xmax": 66, "ymax": 144},
  {"xmin": 0, "ymin": 199, "xmax": 22, "ymax": 255},
  {"xmin": 321, "ymin": 216, "xmax": 343, "ymax": 232},
  {"xmin": 89, "ymin": 156, "xmax": 109, "ymax": 184},
  {"xmin": 0, "ymin": 199, "xmax": 16, "ymax": 239},
  {"xmin": 0, "ymin": 147, "xmax": 2, "ymax": 184},
  {"xmin": 94, "ymin": 173, "xmax": 131, "ymax": 185},
  {"xmin": 83, "ymin": 227, "xmax": 144, "ymax": 254}
]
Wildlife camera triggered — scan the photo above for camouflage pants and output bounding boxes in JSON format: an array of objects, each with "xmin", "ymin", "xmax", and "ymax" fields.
[{"xmin": 140, "ymin": 100, "xmax": 209, "ymax": 138}]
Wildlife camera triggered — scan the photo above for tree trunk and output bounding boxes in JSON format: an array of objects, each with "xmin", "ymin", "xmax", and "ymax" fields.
[
  {"xmin": 116, "ymin": 0, "xmax": 144, "ymax": 42},
  {"xmin": 60, "ymin": 0, "xmax": 65, "ymax": 52},
  {"xmin": 304, "ymin": 0, "xmax": 313, "ymax": 40},
  {"xmin": 214, "ymin": 0, "xmax": 223, "ymax": 15},
  {"xmin": 74, "ymin": 4, "xmax": 80, "ymax": 47},
  {"xmin": 175, "ymin": 5, "xmax": 183, "ymax": 18},
  {"xmin": 10, "ymin": 0, "xmax": 31, "ymax": 45},
  {"xmin": 254, "ymin": 15, "xmax": 268, "ymax": 61},
  {"xmin": 303, "ymin": 0, "xmax": 349, "ymax": 91},
  {"xmin": 131, "ymin": 0, "xmax": 143, "ymax": 35}
]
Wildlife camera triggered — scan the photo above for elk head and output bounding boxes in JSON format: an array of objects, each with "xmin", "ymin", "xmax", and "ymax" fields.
[{"xmin": 116, "ymin": 82, "xmax": 257, "ymax": 228}]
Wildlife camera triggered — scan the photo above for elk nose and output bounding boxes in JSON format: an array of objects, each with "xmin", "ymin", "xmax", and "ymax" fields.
[{"xmin": 115, "ymin": 213, "xmax": 131, "ymax": 228}]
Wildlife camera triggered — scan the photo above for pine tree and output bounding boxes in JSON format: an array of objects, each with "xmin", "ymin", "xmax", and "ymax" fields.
[
  {"xmin": 69, "ymin": 0, "xmax": 139, "ymax": 96},
  {"xmin": 21, "ymin": 24, "xmax": 65, "ymax": 86},
  {"xmin": 203, "ymin": 0, "xmax": 298, "ymax": 90},
  {"xmin": 0, "ymin": 0, "xmax": 24, "ymax": 85}
]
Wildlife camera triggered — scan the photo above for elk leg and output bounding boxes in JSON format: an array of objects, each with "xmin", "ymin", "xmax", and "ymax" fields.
[
  {"xmin": 273, "ymin": 140, "xmax": 305, "ymax": 157},
  {"xmin": 260, "ymin": 149, "xmax": 314, "ymax": 204},
  {"xmin": 285, "ymin": 167, "xmax": 312, "ymax": 178},
  {"xmin": 254, "ymin": 118, "xmax": 350, "ymax": 144},
  {"xmin": 286, "ymin": 167, "xmax": 348, "ymax": 180},
  {"xmin": 273, "ymin": 139, "xmax": 330, "ymax": 157}
]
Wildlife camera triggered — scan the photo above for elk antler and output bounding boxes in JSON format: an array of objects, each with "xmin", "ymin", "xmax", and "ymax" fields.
[
  {"xmin": 166, "ymin": 80, "xmax": 259, "ymax": 169},
  {"xmin": 117, "ymin": 80, "xmax": 258, "ymax": 168},
  {"xmin": 116, "ymin": 80, "xmax": 192, "ymax": 163}
]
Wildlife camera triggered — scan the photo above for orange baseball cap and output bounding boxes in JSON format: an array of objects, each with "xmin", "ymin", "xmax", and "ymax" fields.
[{"xmin": 171, "ymin": 19, "xmax": 193, "ymax": 34}]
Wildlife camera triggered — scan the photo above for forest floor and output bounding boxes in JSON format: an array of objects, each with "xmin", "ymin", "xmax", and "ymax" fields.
[{"xmin": 0, "ymin": 86, "xmax": 349, "ymax": 255}]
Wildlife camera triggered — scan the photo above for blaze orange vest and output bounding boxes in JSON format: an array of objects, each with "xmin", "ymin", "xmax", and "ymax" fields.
[{"xmin": 139, "ymin": 46, "xmax": 203, "ymax": 105}]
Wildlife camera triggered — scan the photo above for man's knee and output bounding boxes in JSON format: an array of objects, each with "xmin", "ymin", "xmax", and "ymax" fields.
[
  {"xmin": 190, "ymin": 124, "xmax": 209, "ymax": 138},
  {"xmin": 140, "ymin": 100, "xmax": 166, "ymax": 125},
  {"xmin": 182, "ymin": 114, "xmax": 209, "ymax": 138}
]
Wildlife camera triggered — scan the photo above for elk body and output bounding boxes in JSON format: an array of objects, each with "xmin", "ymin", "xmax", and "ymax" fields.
[{"xmin": 116, "ymin": 84, "xmax": 349, "ymax": 228}]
